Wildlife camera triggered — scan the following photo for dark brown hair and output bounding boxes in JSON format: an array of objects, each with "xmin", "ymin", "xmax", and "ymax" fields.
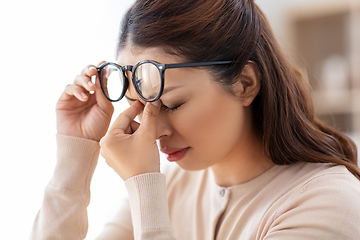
[{"xmin": 118, "ymin": 0, "xmax": 360, "ymax": 179}]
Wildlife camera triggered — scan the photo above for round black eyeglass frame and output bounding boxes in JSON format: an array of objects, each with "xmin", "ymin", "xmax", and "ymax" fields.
[{"xmin": 97, "ymin": 60, "xmax": 233, "ymax": 102}]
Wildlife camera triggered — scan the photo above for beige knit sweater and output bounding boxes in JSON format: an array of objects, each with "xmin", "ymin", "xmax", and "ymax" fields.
[{"xmin": 31, "ymin": 135, "xmax": 360, "ymax": 239}]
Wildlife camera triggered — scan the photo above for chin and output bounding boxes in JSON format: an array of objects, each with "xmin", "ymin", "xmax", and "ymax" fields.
[{"xmin": 175, "ymin": 160, "xmax": 211, "ymax": 172}]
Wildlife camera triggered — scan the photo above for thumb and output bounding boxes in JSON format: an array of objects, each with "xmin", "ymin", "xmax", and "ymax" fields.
[{"xmin": 138, "ymin": 100, "xmax": 161, "ymax": 138}]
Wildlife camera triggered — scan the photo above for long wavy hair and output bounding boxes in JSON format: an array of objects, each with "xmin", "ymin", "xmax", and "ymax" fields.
[{"xmin": 117, "ymin": 0, "xmax": 360, "ymax": 179}]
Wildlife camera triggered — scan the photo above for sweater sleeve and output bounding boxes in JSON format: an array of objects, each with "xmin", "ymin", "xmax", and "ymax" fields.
[
  {"xmin": 94, "ymin": 199, "xmax": 134, "ymax": 240},
  {"xmin": 124, "ymin": 173, "xmax": 177, "ymax": 240},
  {"xmin": 30, "ymin": 134, "xmax": 101, "ymax": 240},
  {"xmin": 263, "ymin": 172, "xmax": 360, "ymax": 240}
]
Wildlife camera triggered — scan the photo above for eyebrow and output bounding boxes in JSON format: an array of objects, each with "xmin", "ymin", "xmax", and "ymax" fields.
[
  {"xmin": 162, "ymin": 86, "xmax": 181, "ymax": 96},
  {"xmin": 125, "ymin": 86, "xmax": 181, "ymax": 102}
]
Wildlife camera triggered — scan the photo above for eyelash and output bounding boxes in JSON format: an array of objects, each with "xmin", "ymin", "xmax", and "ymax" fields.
[{"xmin": 162, "ymin": 103, "xmax": 183, "ymax": 113}]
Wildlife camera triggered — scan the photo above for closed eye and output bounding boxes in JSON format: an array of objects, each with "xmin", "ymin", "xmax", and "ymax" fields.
[
  {"xmin": 126, "ymin": 95, "xmax": 183, "ymax": 113},
  {"xmin": 162, "ymin": 103, "xmax": 183, "ymax": 113}
]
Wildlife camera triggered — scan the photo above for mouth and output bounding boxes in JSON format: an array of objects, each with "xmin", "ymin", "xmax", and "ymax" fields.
[{"xmin": 162, "ymin": 147, "xmax": 190, "ymax": 162}]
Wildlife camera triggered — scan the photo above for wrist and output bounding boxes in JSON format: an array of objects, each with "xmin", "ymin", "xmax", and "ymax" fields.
[
  {"xmin": 51, "ymin": 134, "xmax": 100, "ymax": 192},
  {"xmin": 125, "ymin": 173, "xmax": 173, "ymax": 235}
]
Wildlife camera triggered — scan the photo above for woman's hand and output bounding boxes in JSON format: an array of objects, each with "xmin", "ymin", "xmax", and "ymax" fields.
[
  {"xmin": 56, "ymin": 63, "xmax": 114, "ymax": 142},
  {"xmin": 100, "ymin": 100, "xmax": 161, "ymax": 181}
]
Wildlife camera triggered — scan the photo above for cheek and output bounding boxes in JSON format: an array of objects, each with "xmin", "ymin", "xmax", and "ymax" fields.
[{"xmin": 172, "ymin": 92, "xmax": 245, "ymax": 154}]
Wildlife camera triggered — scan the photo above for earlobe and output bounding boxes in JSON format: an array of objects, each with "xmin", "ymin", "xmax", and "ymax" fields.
[{"xmin": 238, "ymin": 62, "xmax": 261, "ymax": 107}]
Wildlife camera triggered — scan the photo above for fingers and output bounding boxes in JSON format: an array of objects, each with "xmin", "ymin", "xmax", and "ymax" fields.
[
  {"xmin": 59, "ymin": 63, "xmax": 113, "ymax": 109},
  {"xmin": 110, "ymin": 101, "xmax": 145, "ymax": 134},
  {"xmin": 81, "ymin": 64, "xmax": 98, "ymax": 77},
  {"xmin": 137, "ymin": 100, "xmax": 161, "ymax": 138},
  {"xmin": 99, "ymin": 100, "xmax": 161, "ymax": 181},
  {"xmin": 108, "ymin": 100, "xmax": 161, "ymax": 138},
  {"xmin": 73, "ymin": 75, "xmax": 96, "ymax": 93},
  {"xmin": 58, "ymin": 64, "xmax": 98, "ymax": 102},
  {"xmin": 81, "ymin": 61, "xmax": 105, "ymax": 87},
  {"xmin": 61, "ymin": 84, "xmax": 89, "ymax": 102},
  {"xmin": 124, "ymin": 120, "xmax": 141, "ymax": 135},
  {"xmin": 84, "ymin": 62, "xmax": 115, "ymax": 111}
]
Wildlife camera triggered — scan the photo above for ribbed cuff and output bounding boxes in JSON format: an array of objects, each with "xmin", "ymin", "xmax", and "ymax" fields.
[
  {"xmin": 125, "ymin": 173, "xmax": 173, "ymax": 236},
  {"xmin": 50, "ymin": 134, "xmax": 100, "ymax": 192}
]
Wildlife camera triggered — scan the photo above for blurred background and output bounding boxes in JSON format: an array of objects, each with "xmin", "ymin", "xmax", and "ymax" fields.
[{"xmin": 0, "ymin": 0, "xmax": 359, "ymax": 239}]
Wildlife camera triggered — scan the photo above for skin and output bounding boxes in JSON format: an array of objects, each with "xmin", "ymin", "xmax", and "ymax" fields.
[
  {"xmin": 57, "ymin": 45, "xmax": 274, "ymax": 187},
  {"xmin": 56, "ymin": 60, "xmax": 114, "ymax": 142}
]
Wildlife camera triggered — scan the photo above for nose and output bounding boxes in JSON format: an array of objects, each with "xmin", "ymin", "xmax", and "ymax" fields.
[
  {"xmin": 156, "ymin": 111, "xmax": 172, "ymax": 140},
  {"xmin": 137, "ymin": 108, "xmax": 172, "ymax": 140}
]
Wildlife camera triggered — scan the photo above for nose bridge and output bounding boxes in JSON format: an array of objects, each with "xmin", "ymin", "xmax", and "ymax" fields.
[
  {"xmin": 123, "ymin": 67, "xmax": 133, "ymax": 82},
  {"xmin": 156, "ymin": 111, "xmax": 172, "ymax": 139}
]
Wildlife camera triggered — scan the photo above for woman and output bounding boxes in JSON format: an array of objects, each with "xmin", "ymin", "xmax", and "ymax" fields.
[{"xmin": 31, "ymin": 0, "xmax": 360, "ymax": 239}]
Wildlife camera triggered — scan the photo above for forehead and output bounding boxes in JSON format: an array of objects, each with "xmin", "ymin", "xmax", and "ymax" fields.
[
  {"xmin": 117, "ymin": 45, "xmax": 185, "ymax": 66},
  {"xmin": 118, "ymin": 45, "xmax": 217, "ymax": 101}
]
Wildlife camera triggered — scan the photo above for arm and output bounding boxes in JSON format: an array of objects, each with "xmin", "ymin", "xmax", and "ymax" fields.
[
  {"xmin": 31, "ymin": 63, "xmax": 117, "ymax": 239},
  {"xmin": 94, "ymin": 173, "xmax": 175, "ymax": 240},
  {"xmin": 125, "ymin": 173, "xmax": 176, "ymax": 240},
  {"xmin": 31, "ymin": 135, "xmax": 137, "ymax": 240},
  {"xmin": 100, "ymin": 101, "xmax": 177, "ymax": 239},
  {"xmin": 94, "ymin": 199, "xmax": 134, "ymax": 240},
  {"xmin": 30, "ymin": 135, "xmax": 100, "ymax": 240}
]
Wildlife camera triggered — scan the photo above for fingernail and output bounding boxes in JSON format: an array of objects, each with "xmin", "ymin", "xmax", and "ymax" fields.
[
  {"xmin": 151, "ymin": 100, "xmax": 160, "ymax": 107},
  {"xmin": 81, "ymin": 92, "xmax": 88, "ymax": 99},
  {"xmin": 89, "ymin": 66, "xmax": 96, "ymax": 71},
  {"xmin": 88, "ymin": 81, "xmax": 94, "ymax": 87}
]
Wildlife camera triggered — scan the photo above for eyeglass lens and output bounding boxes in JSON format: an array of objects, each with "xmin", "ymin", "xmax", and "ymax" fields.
[
  {"xmin": 134, "ymin": 62, "xmax": 162, "ymax": 100},
  {"xmin": 100, "ymin": 62, "xmax": 162, "ymax": 101},
  {"xmin": 100, "ymin": 64, "xmax": 126, "ymax": 101}
]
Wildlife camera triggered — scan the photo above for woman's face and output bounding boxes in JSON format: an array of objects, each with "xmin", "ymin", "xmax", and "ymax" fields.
[{"xmin": 118, "ymin": 46, "xmax": 257, "ymax": 171}]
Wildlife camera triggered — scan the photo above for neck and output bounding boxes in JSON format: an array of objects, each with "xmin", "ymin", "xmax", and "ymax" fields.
[{"xmin": 210, "ymin": 135, "xmax": 274, "ymax": 187}]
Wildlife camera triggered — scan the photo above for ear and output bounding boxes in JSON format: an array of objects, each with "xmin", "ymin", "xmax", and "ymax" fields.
[{"xmin": 234, "ymin": 62, "xmax": 261, "ymax": 107}]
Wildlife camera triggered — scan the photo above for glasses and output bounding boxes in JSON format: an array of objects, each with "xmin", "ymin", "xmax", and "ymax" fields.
[{"xmin": 97, "ymin": 60, "xmax": 233, "ymax": 102}]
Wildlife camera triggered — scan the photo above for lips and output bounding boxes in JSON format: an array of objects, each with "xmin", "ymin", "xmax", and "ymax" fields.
[{"xmin": 161, "ymin": 147, "xmax": 190, "ymax": 162}]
